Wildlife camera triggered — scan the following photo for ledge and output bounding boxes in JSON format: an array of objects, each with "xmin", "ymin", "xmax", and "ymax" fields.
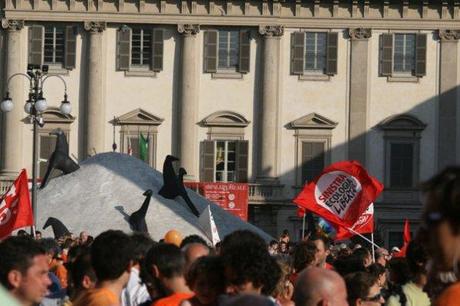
[
  {"xmin": 211, "ymin": 72, "xmax": 244, "ymax": 80},
  {"xmin": 47, "ymin": 67, "xmax": 70, "ymax": 76},
  {"xmin": 124, "ymin": 70, "xmax": 157, "ymax": 77},
  {"xmin": 387, "ymin": 75, "xmax": 420, "ymax": 83},
  {"xmin": 298, "ymin": 74, "xmax": 331, "ymax": 81}
]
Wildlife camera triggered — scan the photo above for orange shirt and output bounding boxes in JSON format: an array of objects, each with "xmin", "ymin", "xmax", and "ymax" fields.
[
  {"xmin": 50, "ymin": 260, "xmax": 68, "ymax": 289},
  {"xmin": 153, "ymin": 292, "xmax": 195, "ymax": 306},
  {"xmin": 435, "ymin": 282, "xmax": 460, "ymax": 306},
  {"xmin": 73, "ymin": 288, "xmax": 119, "ymax": 306}
]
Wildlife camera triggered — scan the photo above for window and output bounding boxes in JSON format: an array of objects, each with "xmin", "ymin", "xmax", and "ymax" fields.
[
  {"xmin": 131, "ymin": 28, "xmax": 152, "ymax": 67},
  {"xmin": 215, "ymin": 140, "xmax": 237, "ymax": 182},
  {"xmin": 39, "ymin": 134, "xmax": 57, "ymax": 178},
  {"xmin": 301, "ymin": 142, "xmax": 325, "ymax": 184},
  {"xmin": 389, "ymin": 143, "xmax": 414, "ymax": 188},
  {"xmin": 218, "ymin": 30, "xmax": 240, "ymax": 70},
  {"xmin": 44, "ymin": 26, "xmax": 65, "ymax": 66},
  {"xmin": 393, "ymin": 34, "xmax": 416, "ymax": 74},
  {"xmin": 123, "ymin": 132, "xmax": 152, "ymax": 164},
  {"xmin": 304, "ymin": 32, "xmax": 327, "ymax": 72},
  {"xmin": 388, "ymin": 231, "xmax": 403, "ymax": 249}
]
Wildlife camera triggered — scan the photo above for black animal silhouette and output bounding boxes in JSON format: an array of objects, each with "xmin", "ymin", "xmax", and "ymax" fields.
[
  {"xmin": 43, "ymin": 217, "xmax": 70, "ymax": 239},
  {"xmin": 40, "ymin": 129, "xmax": 80, "ymax": 189},
  {"xmin": 158, "ymin": 155, "xmax": 180, "ymax": 199},
  {"xmin": 177, "ymin": 168, "xmax": 200, "ymax": 217},
  {"xmin": 129, "ymin": 189, "xmax": 153, "ymax": 233}
]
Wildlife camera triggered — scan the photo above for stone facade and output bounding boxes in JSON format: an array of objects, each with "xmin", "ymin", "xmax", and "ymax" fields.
[{"xmin": 1, "ymin": 0, "xmax": 460, "ymax": 246}]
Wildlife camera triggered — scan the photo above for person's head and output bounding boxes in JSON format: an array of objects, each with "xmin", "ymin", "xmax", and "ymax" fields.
[
  {"xmin": 293, "ymin": 241, "xmax": 318, "ymax": 273},
  {"xmin": 421, "ymin": 167, "xmax": 460, "ymax": 272},
  {"xmin": 268, "ymin": 240, "xmax": 279, "ymax": 255},
  {"xmin": 17, "ymin": 230, "xmax": 29, "ymax": 237},
  {"xmin": 90, "ymin": 230, "xmax": 133, "ymax": 285},
  {"xmin": 353, "ymin": 248, "xmax": 373, "ymax": 268},
  {"xmin": 130, "ymin": 233, "xmax": 155, "ymax": 266},
  {"xmin": 183, "ymin": 243, "xmax": 210, "ymax": 271},
  {"xmin": 310, "ymin": 234, "xmax": 331, "ymax": 267},
  {"xmin": 220, "ymin": 230, "xmax": 267, "ymax": 255},
  {"xmin": 145, "ymin": 243, "xmax": 186, "ymax": 293},
  {"xmin": 293, "ymin": 267, "xmax": 348, "ymax": 306},
  {"xmin": 180, "ymin": 234, "xmax": 209, "ymax": 249},
  {"xmin": 79, "ymin": 231, "xmax": 88, "ymax": 244},
  {"xmin": 69, "ymin": 248, "xmax": 96, "ymax": 298},
  {"xmin": 38, "ymin": 238, "xmax": 61, "ymax": 265},
  {"xmin": 368, "ymin": 264, "xmax": 387, "ymax": 288},
  {"xmin": 374, "ymin": 248, "xmax": 389, "ymax": 267},
  {"xmin": 35, "ymin": 231, "xmax": 42, "ymax": 240},
  {"xmin": 222, "ymin": 294, "xmax": 277, "ymax": 306},
  {"xmin": 222, "ymin": 244, "xmax": 281, "ymax": 296},
  {"xmin": 186, "ymin": 256, "xmax": 225, "ymax": 305},
  {"xmin": 272, "ymin": 256, "xmax": 293, "ymax": 302},
  {"xmin": 387, "ymin": 258, "xmax": 411, "ymax": 286},
  {"xmin": 345, "ymin": 272, "xmax": 384, "ymax": 306},
  {"xmin": 406, "ymin": 240, "xmax": 428, "ymax": 286},
  {"xmin": 279, "ymin": 241, "xmax": 288, "ymax": 254},
  {"xmin": 0, "ymin": 236, "xmax": 51, "ymax": 306}
]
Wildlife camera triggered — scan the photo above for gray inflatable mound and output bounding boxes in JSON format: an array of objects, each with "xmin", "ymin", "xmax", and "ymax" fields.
[{"xmin": 37, "ymin": 152, "xmax": 272, "ymax": 242}]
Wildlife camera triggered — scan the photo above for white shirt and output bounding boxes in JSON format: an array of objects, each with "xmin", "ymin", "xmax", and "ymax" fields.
[{"xmin": 121, "ymin": 267, "xmax": 151, "ymax": 306}]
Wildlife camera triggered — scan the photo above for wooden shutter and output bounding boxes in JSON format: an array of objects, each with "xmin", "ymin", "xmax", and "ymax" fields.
[
  {"xmin": 291, "ymin": 32, "xmax": 305, "ymax": 75},
  {"xmin": 238, "ymin": 30, "xmax": 250, "ymax": 73},
  {"xmin": 415, "ymin": 33, "xmax": 427, "ymax": 77},
  {"xmin": 301, "ymin": 142, "xmax": 325, "ymax": 184},
  {"xmin": 236, "ymin": 140, "xmax": 249, "ymax": 183},
  {"xmin": 204, "ymin": 31, "xmax": 218, "ymax": 73},
  {"xmin": 28, "ymin": 26, "xmax": 44, "ymax": 66},
  {"xmin": 326, "ymin": 32, "xmax": 338, "ymax": 75},
  {"xmin": 151, "ymin": 28, "xmax": 164, "ymax": 72},
  {"xmin": 117, "ymin": 27, "xmax": 131, "ymax": 71},
  {"xmin": 200, "ymin": 141, "xmax": 215, "ymax": 182},
  {"xmin": 39, "ymin": 135, "xmax": 55, "ymax": 178},
  {"xmin": 381, "ymin": 33, "xmax": 393, "ymax": 76},
  {"xmin": 64, "ymin": 26, "xmax": 77, "ymax": 70}
]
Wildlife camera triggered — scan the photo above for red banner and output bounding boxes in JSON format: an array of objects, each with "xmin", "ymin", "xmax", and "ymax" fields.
[
  {"xmin": 0, "ymin": 169, "xmax": 34, "ymax": 239},
  {"xmin": 185, "ymin": 182, "xmax": 248, "ymax": 221},
  {"xmin": 293, "ymin": 161, "xmax": 383, "ymax": 228},
  {"xmin": 334, "ymin": 203, "xmax": 374, "ymax": 240}
]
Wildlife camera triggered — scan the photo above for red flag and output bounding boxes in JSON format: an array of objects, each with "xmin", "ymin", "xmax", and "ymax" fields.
[
  {"xmin": 297, "ymin": 206, "xmax": 306, "ymax": 218},
  {"xmin": 394, "ymin": 219, "xmax": 411, "ymax": 257},
  {"xmin": 293, "ymin": 161, "xmax": 383, "ymax": 228},
  {"xmin": 0, "ymin": 169, "xmax": 34, "ymax": 239},
  {"xmin": 334, "ymin": 203, "xmax": 374, "ymax": 240}
]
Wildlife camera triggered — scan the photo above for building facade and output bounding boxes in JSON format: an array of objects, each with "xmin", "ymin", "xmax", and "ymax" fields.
[{"xmin": 1, "ymin": 0, "xmax": 459, "ymax": 246}]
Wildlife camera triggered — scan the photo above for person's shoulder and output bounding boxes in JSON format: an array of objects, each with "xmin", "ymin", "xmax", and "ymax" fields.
[
  {"xmin": 73, "ymin": 288, "xmax": 118, "ymax": 306},
  {"xmin": 435, "ymin": 282, "xmax": 460, "ymax": 306}
]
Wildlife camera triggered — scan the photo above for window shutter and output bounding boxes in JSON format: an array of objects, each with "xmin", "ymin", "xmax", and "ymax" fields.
[
  {"xmin": 326, "ymin": 32, "xmax": 338, "ymax": 75},
  {"xmin": 151, "ymin": 28, "xmax": 164, "ymax": 72},
  {"xmin": 64, "ymin": 26, "xmax": 77, "ymax": 70},
  {"xmin": 238, "ymin": 30, "xmax": 250, "ymax": 73},
  {"xmin": 381, "ymin": 33, "xmax": 393, "ymax": 76},
  {"xmin": 200, "ymin": 140, "xmax": 215, "ymax": 182},
  {"xmin": 301, "ymin": 142, "xmax": 325, "ymax": 184},
  {"xmin": 39, "ymin": 135, "xmax": 55, "ymax": 178},
  {"xmin": 291, "ymin": 32, "xmax": 305, "ymax": 75},
  {"xmin": 28, "ymin": 26, "xmax": 44, "ymax": 66},
  {"xmin": 415, "ymin": 33, "xmax": 427, "ymax": 77},
  {"xmin": 117, "ymin": 27, "xmax": 131, "ymax": 71},
  {"xmin": 236, "ymin": 140, "xmax": 249, "ymax": 183},
  {"xmin": 204, "ymin": 31, "xmax": 218, "ymax": 73}
]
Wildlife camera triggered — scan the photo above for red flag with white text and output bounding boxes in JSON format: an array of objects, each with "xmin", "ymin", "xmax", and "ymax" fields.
[
  {"xmin": 293, "ymin": 161, "xmax": 383, "ymax": 228},
  {"xmin": 0, "ymin": 169, "xmax": 34, "ymax": 239},
  {"xmin": 334, "ymin": 203, "xmax": 374, "ymax": 240}
]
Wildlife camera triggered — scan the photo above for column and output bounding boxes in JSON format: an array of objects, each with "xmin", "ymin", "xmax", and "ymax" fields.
[
  {"xmin": 0, "ymin": 19, "xmax": 25, "ymax": 176},
  {"xmin": 257, "ymin": 25, "xmax": 283, "ymax": 182},
  {"xmin": 348, "ymin": 28, "xmax": 372, "ymax": 165},
  {"xmin": 177, "ymin": 24, "xmax": 199, "ymax": 180},
  {"xmin": 84, "ymin": 21, "xmax": 106, "ymax": 157},
  {"xmin": 438, "ymin": 30, "xmax": 459, "ymax": 169}
]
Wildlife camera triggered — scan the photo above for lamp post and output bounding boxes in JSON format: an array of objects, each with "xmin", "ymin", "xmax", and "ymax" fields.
[{"xmin": 1, "ymin": 64, "xmax": 71, "ymax": 232}]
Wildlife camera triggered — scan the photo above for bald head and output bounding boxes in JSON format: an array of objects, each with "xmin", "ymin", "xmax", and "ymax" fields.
[
  {"xmin": 294, "ymin": 267, "xmax": 348, "ymax": 306},
  {"xmin": 183, "ymin": 243, "xmax": 210, "ymax": 269}
]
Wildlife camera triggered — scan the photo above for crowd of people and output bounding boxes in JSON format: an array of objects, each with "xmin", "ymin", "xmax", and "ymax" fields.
[{"xmin": 2, "ymin": 167, "xmax": 460, "ymax": 306}]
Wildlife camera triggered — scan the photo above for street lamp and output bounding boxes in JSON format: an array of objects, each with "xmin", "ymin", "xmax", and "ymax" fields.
[{"xmin": 0, "ymin": 64, "xmax": 71, "ymax": 233}]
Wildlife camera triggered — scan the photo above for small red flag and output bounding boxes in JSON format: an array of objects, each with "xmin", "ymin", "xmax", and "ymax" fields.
[
  {"xmin": 394, "ymin": 220, "xmax": 411, "ymax": 258},
  {"xmin": 0, "ymin": 169, "xmax": 34, "ymax": 239},
  {"xmin": 334, "ymin": 203, "xmax": 374, "ymax": 240},
  {"xmin": 293, "ymin": 161, "xmax": 383, "ymax": 228}
]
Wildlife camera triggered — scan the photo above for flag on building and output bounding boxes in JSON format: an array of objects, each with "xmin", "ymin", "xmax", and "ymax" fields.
[
  {"xmin": 139, "ymin": 133, "xmax": 149, "ymax": 161},
  {"xmin": 293, "ymin": 160, "xmax": 383, "ymax": 228},
  {"xmin": 0, "ymin": 169, "xmax": 34, "ymax": 239},
  {"xmin": 198, "ymin": 205, "xmax": 220, "ymax": 246}
]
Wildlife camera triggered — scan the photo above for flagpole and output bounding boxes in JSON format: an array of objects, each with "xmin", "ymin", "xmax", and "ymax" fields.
[
  {"xmin": 345, "ymin": 226, "xmax": 382, "ymax": 249},
  {"xmin": 302, "ymin": 213, "xmax": 306, "ymax": 240},
  {"xmin": 371, "ymin": 232, "xmax": 375, "ymax": 263}
]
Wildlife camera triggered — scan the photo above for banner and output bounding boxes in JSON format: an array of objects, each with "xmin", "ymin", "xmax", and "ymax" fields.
[
  {"xmin": 293, "ymin": 161, "xmax": 383, "ymax": 228},
  {"xmin": 198, "ymin": 205, "xmax": 221, "ymax": 246},
  {"xmin": 0, "ymin": 169, "xmax": 34, "ymax": 239},
  {"xmin": 334, "ymin": 203, "xmax": 374, "ymax": 240},
  {"xmin": 184, "ymin": 182, "xmax": 248, "ymax": 221}
]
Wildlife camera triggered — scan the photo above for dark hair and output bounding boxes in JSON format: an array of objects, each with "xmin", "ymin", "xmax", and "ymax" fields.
[
  {"xmin": 353, "ymin": 247, "xmax": 371, "ymax": 266},
  {"xmin": 186, "ymin": 256, "xmax": 225, "ymax": 293},
  {"xmin": 334, "ymin": 254, "xmax": 367, "ymax": 276},
  {"xmin": 220, "ymin": 230, "xmax": 267, "ymax": 255},
  {"xmin": 90, "ymin": 230, "xmax": 134, "ymax": 281},
  {"xmin": 368, "ymin": 263, "xmax": 386, "ymax": 278},
  {"xmin": 35, "ymin": 231, "xmax": 42, "ymax": 235},
  {"xmin": 17, "ymin": 229, "xmax": 29, "ymax": 237},
  {"xmin": 180, "ymin": 234, "xmax": 208, "ymax": 249},
  {"xmin": 38, "ymin": 238, "xmax": 61, "ymax": 257},
  {"xmin": 222, "ymin": 244, "xmax": 281, "ymax": 295},
  {"xmin": 69, "ymin": 247, "xmax": 96, "ymax": 292},
  {"xmin": 269, "ymin": 240, "xmax": 279, "ymax": 247},
  {"xmin": 145, "ymin": 243, "xmax": 185, "ymax": 278},
  {"xmin": 345, "ymin": 272, "xmax": 377, "ymax": 305},
  {"xmin": 421, "ymin": 167, "xmax": 460, "ymax": 232},
  {"xmin": 0, "ymin": 236, "xmax": 46, "ymax": 289},
  {"xmin": 293, "ymin": 241, "xmax": 317, "ymax": 273},
  {"xmin": 309, "ymin": 233, "xmax": 330, "ymax": 250},
  {"xmin": 388, "ymin": 258, "xmax": 411, "ymax": 285},
  {"xmin": 130, "ymin": 233, "xmax": 155, "ymax": 264},
  {"xmin": 406, "ymin": 240, "xmax": 428, "ymax": 278}
]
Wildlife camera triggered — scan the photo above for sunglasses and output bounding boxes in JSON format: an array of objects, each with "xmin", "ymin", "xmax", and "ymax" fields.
[{"xmin": 363, "ymin": 292, "xmax": 383, "ymax": 303}]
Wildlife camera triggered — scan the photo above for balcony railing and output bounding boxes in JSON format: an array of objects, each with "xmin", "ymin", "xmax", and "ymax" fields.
[
  {"xmin": 248, "ymin": 183, "xmax": 287, "ymax": 204},
  {"xmin": 0, "ymin": 176, "xmax": 15, "ymax": 196}
]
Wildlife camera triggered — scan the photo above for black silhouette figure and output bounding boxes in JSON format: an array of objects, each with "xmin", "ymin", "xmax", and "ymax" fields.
[
  {"xmin": 158, "ymin": 155, "xmax": 180, "ymax": 199},
  {"xmin": 40, "ymin": 129, "xmax": 80, "ymax": 189},
  {"xmin": 178, "ymin": 168, "xmax": 200, "ymax": 217},
  {"xmin": 129, "ymin": 189, "xmax": 153, "ymax": 233},
  {"xmin": 43, "ymin": 217, "xmax": 70, "ymax": 239}
]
